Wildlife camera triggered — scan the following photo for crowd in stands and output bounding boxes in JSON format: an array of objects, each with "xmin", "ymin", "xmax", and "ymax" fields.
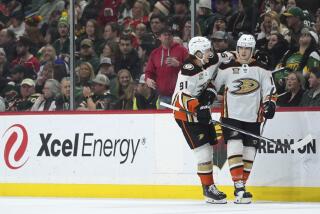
[{"xmin": 0, "ymin": 0, "xmax": 320, "ymax": 112}]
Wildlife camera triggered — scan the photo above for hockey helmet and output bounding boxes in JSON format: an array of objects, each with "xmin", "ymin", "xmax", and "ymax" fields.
[
  {"xmin": 188, "ymin": 36, "xmax": 211, "ymax": 56},
  {"xmin": 237, "ymin": 34, "xmax": 256, "ymax": 49}
]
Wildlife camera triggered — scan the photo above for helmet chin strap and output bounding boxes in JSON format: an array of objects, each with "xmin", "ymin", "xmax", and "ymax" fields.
[{"xmin": 195, "ymin": 55, "xmax": 206, "ymax": 65}]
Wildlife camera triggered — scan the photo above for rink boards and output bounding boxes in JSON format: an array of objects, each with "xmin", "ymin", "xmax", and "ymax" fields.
[{"xmin": 0, "ymin": 110, "xmax": 319, "ymax": 202}]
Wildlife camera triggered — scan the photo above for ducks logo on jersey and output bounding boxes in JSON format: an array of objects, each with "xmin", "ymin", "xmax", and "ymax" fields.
[{"xmin": 230, "ymin": 78, "xmax": 260, "ymax": 95}]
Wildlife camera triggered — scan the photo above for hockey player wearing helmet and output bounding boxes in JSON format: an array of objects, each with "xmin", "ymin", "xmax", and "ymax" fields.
[
  {"xmin": 172, "ymin": 36, "xmax": 234, "ymax": 204},
  {"xmin": 214, "ymin": 34, "xmax": 277, "ymax": 204}
]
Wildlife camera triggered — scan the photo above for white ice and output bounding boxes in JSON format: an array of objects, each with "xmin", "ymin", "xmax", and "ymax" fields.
[{"xmin": 1, "ymin": 197, "xmax": 320, "ymax": 214}]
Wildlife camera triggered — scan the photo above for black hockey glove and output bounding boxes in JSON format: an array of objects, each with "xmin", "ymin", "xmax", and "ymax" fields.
[
  {"xmin": 263, "ymin": 101, "xmax": 276, "ymax": 119},
  {"xmin": 198, "ymin": 88, "xmax": 217, "ymax": 106},
  {"xmin": 196, "ymin": 105, "xmax": 212, "ymax": 124}
]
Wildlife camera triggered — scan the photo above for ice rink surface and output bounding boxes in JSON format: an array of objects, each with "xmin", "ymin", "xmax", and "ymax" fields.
[{"xmin": 1, "ymin": 197, "xmax": 320, "ymax": 214}]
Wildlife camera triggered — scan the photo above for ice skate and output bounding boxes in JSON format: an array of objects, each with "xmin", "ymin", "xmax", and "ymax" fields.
[
  {"xmin": 202, "ymin": 184, "xmax": 227, "ymax": 204},
  {"xmin": 234, "ymin": 181, "xmax": 252, "ymax": 204}
]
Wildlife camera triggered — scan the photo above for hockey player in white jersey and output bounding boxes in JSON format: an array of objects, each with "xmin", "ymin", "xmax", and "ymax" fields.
[
  {"xmin": 171, "ymin": 36, "xmax": 233, "ymax": 204},
  {"xmin": 214, "ymin": 34, "xmax": 277, "ymax": 204}
]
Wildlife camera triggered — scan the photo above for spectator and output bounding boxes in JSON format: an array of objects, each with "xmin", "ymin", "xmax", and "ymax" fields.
[
  {"xmin": 103, "ymin": 22, "xmax": 120, "ymax": 44},
  {"xmin": 211, "ymin": 31, "xmax": 232, "ymax": 52},
  {"xmin": 227, "ymin": 0, "xmax": 253, "ymax": 38},
  {"xmin": 286, "ymin": 0, "xmax": 297, "ymax": 10},
  {"xmin": 135, "ymin": 23, "xmax": 147, "ymax": 45},
  {"xmin": 277, "ymin": 72, "xmax": 305, "ymax": 107},
  {"xmin": 77, "ymin": 62, "xmax": 95, "ymax": 87},
  {"xmin": 114, "ymin": 34, "xmax": 141, "ymax": 80},
  {"xmin": 80, "ymin": 74, "xmax": 117, "ymax": 110},
  {"xmin": 43, "ymin": 26, "xmax": 59, "ymax": 45},
  {"xmin": 277, "ymin": 28, "xmax": 320, "ymax": 81},
  {"xmin": 197, "ymin": 0, "xmax": 214, "ymax": 37},
  {"xmin": 52, "ymin": 15, "xmax": 70, "ymax": 57},
  {"xmin": 24, "ymin": 15, "xmax": 46, "ymax": 54},
  {"xmin": 31, "ymin": 78, "xmax": 60, "ymax": 111},
  {"xmin": 8, "ymin": 10, "xmax": 25, "ymax": 38},
  {"xmin": 181, "ymin": 19, "xmax": 201, "ymax": 48},
  {"xmin": 259, "ymin": 32, "xmax": 289, "ymax": 70},
  {"xmin": 11, "ymin": 35, "xmax": 40, "ymax": 77},
  {"xmin": 149, "ymin": 13, "xmax": 166, "ymax": 44},
  {"xmin": 214, "ymin": 0, "xmax": 233, "ymax": 23},
  {"xmin": 133, "ymin": 73, "xmax": 159, "ymax": 110},
  {"xmin": 123, "ymin": 0, "xmax": 150, "ymax": 32},
  {"xmin": 172, "ymin": 0, "xmax": 190, "ymax": 27},
  {"xmin": 210, "ymin": 15, "xmax": 227, "ymax": 38},
  {"xmin": 8, "ymin": 78, "xmax": 39, "ymax": 111},
  {"xmin": 114, "ymin": 68, "xmax": 135, "ymax": 110},
  {"xmin": 0, "ymin": 28, "xmax": 17, "ymax": 62},
  {"xmin": 256, "ymin": 11, "xmax": 281, "ymax": 50},
  {"xmin": 55, "ymin": 77, "xmax": 70, "ymax": 110},
  {"xmin": 0, "ymin": 47, "xmax": 10, "ymax": 79},
  {"xmin": 97, "ymin": 57, "xmax": 117, "ymax": 97},
  {"xmin": 1, "ymin": 83, "xmax": 19, "ymax": 110},
  {"xmin": 38, "ymin": 44, "xmax": 56, "ymax": 67},
  {"xmin": 145, "ymin": 27, "xmax": 188, "ymax": 106},
  {"xmin": 9, "ymin": 65, "xmax": 29, "ymax": 84},
  {"xmin": 79, "ymin": 0, "xmax": 101, "ymax": 26},
  {"xmin": 35, "ymin": 61, "xmax": 54, "ymax": 93},
  {"xmin": 282, "ymin": 6, "xmax": 305, "ymax": 50},
  {"xmin": 300, "ymin": 67, "xmax": 320, "ymax": 106},
  {"xmin": 269, "ymin": 0, "xmax": 285, "ymax": 14},
  {"xmin": 77, "ymin": 19, "xmax": 104, "ymax": 55},
  {"xmin": 100, "ymin": 41, "xmax": 119, "ymax": 64},
  {"xmin": 76, "ymin": 39, "xmax": 100, "ymax": 74}
]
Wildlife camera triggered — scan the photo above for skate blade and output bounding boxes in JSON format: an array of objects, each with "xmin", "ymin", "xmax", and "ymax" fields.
[
  {"xmin": 205, "ymin": 197, "xmax": 227, "ymax": 204},
  {"xmin": 234, "ymin": 197, "xmax": 252, "ymax": 204}
]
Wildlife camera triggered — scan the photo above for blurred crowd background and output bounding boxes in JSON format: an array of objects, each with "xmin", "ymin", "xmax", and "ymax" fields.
[{"xmin": 0, "ymin": 0, "xmax": 320, "ymax": 112}]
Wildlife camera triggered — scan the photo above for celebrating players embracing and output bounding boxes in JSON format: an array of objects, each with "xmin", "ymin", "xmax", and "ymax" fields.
[{"xmin": 172, "ymin": 36, "xmax": 233, "ymax": 204}]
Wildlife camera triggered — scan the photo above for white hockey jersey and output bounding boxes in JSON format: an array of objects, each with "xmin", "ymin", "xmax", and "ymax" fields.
[
  {"xmin": 172, "ymin": 52, "xmax": 233, "ymax": 122},
  {"xmin": 214, "ymin": 59, "xmax": 277, "ymax": 123}
]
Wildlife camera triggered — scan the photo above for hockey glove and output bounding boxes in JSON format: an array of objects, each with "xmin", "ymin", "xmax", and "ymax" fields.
[
  {"xmin": 196, "ymin": 105, "xmax": 212, "ymax": 124},
  {"xmin": 198, "ymin": 88, "xmax": 217, "ymax": 106},
  {"xmin": 263, "ymin": 101, "xmax": 276, "ymax": 119}
]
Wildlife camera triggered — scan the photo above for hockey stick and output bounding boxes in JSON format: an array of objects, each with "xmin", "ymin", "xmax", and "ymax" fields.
[{"xmin": 160, "ymin": 102, "xmax": 312, "ymax": 150}]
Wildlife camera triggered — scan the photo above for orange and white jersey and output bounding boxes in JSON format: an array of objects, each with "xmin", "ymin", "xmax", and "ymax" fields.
[
  {"xmin": 214, "ymin": 59, "xmax": 277, "ymax": 123},
  {"xmin": 172, "ymin": 52, "xmax": 233, "ymax": 122}
]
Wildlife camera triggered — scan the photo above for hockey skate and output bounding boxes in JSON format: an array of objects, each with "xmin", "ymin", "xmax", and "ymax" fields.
[
  {"xmin": 234, "ymin": 180, "xmax": 252, "ymax": 204},
  {"xmin": 202, "ymin": 184, "xmax": 227, "ymax": 204}
]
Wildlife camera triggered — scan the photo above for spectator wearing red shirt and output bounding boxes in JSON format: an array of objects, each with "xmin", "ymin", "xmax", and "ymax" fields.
[
  {"xmin": 11, "ymin": 36, "xmax": 40, "ymax": 78},
  {"xmin": 123, "ymin": 0, "xmax": 150, "ymax": 32},
  {"xmin": 145, "ymin": 27, "xmax": 188, "ymax": 106}
]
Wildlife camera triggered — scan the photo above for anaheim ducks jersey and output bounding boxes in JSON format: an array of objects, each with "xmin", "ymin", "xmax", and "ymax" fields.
[
  {"xmin": 172, "ymin": 52, "xmax": 233, "ymax": 122},
  {"xmin": 214, "ymin": 59, "xmax": 277, "ymax": 123}
]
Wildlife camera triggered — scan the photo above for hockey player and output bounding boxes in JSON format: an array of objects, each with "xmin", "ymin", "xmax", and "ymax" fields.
[
  {"xmin": 172, "ymin": 36, "xmax": 233, "ymax": 204},
  {"xmin": 214, "ymin": 34, "xmax": 277, "ymax": 204}
]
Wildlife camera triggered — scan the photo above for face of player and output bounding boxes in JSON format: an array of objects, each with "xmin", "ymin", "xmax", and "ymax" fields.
[
  {"xmin": 238, "ymin": 47, "xmax": 252, "ymax": 61},
  {"xmin": 202, "ymin": 48, "xmax": 213, "ymax": 64}
]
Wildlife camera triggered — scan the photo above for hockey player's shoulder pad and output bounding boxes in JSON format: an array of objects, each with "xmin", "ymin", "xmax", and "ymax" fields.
[
  {"xmin": 219, "ymin": 59, "xmax": 240, "ymax": 70},
  {"xmin": 181, "ymin": 60, "xmax": 202, "ymax": 76},
  {"xmin": 250, "ymin": 59, "xmax": 270, "ymax": 71}
]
